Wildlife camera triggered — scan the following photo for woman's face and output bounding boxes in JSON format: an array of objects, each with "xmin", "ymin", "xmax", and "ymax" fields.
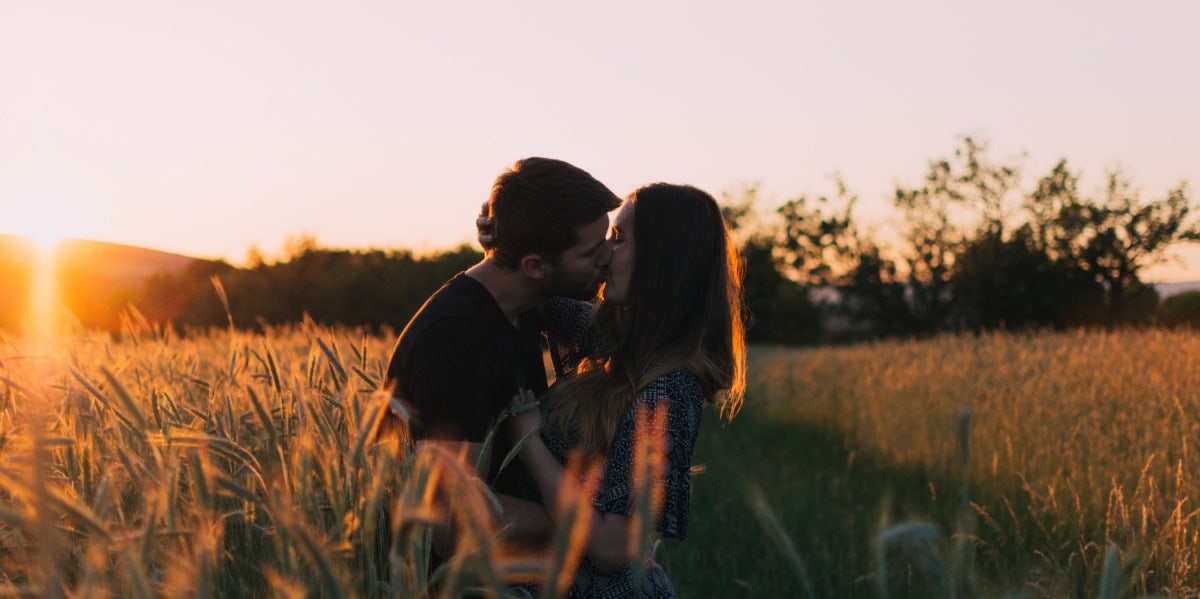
[{"xmin": 600, "ymin": 200, "xmax": 635, "ymax": 305}]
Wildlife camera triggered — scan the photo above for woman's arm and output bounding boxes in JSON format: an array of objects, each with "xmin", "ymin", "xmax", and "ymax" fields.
[
  {"xmin": 515, "ymin": 424, "xmax": 635, "ymax": 572},
  {"xmin": 506, "ymin": 397, "xmax": 635, "ymax": 573}
]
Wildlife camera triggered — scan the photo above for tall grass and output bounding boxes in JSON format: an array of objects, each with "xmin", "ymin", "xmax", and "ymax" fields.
[
  {"xmin": 743, "ymin": 329, "xmax": 1200, "ymax": 597},
  {"xmin": 0, "ymin": 316, "xmax": 669, "ymax": 598},
  {"xmin": 1, "ymin": 320, "xmax": 403, "ymax": 596},
  {"xmin": 4, "ymin": 322, "xmax": 1197, "ymax": 597}
]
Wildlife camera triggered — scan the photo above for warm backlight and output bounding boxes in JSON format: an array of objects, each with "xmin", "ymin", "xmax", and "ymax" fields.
[
  {"xmin": 23, "ymin": 229, "xmax": 60, "ymax": 256},
  {"xmin": 26, "ymin": 233, "xmax": 61, "ymax": 338},
  {"xmin": 7, "ymin": 208, "xmax": 72, "ymax": 337}
]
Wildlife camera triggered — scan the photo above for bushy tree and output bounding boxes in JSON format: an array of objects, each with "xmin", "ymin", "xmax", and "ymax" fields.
[
  {"xmin": 775, "ymin": 178, "xmax": 861, "ymax": 286},
  {"xmin": 763, "ymin": 138, "xmax": 1197, "ymax": 338},
  {"xmin": 1157, "ymin": 290, "xmax": 1200, "ymax": 329},
  {"xmin": 895, "ymin": 137, "xmax": 1024, "ymax": 333},
  {"xmin": 769, "ymin": 179, "xmax": 915, "ymax": 341},
  {"xmin": 130, "ymin": 243, "xmax": 482, "ymax": 333},
  {"xmin": 721, "ymin": 186, "xmax": 825, "ymax": 344},
  {"xmin": 741, "ymin": 236, "xmax": 824, "ymax": 343},
  {"xmin": 1026, "ymin": 162, "xmax": 1199, "ymax": 326},
  {"xmin": 951, "ymin": 228, "xmax": 1104, "ymax": 331},
  {"xmin": 837, "ymin": 243, "xmax": 915, "ymax": 340}
]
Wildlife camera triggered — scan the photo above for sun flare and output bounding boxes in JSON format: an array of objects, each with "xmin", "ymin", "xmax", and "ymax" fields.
[
  {"xmin": 30, "ymin": 244, "xmax": 59, "ymax": 338},
  {"xmin": 21, "ymin": 230, "xmax": 62, "ymax": 256},
  {"xmin": 14, "ymin": 228, "xmax": 64, "ymax": 339}
]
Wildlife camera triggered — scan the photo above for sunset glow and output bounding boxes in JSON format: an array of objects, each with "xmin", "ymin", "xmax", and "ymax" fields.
[
  {"xmin": 24, "ymin": 231, "xmax": 59, "ymax": 257},
  {"xmin": 6, "ymin": 195, "xmax": 83, "ymax": 257},
  {"xmin": 30, "ymin": 239, "xmax": 60, "ymax": 339},
  {"xmin": 1, "ymin": 1, "xmax": 1197, "ymax": 281}
]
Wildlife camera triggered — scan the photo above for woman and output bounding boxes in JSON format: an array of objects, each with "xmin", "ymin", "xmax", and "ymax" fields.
[{"xmin": 507, "ymin": 183, "xmax": 746, "ymax": 597}]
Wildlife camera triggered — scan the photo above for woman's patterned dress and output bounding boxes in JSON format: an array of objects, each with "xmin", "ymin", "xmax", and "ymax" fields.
[{"xmin": 526, "ymin": 298, "xmax": 705, "ymax": 598}]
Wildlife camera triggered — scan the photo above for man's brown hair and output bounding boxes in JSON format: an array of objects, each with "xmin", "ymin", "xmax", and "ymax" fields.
[{"xmin": 487, "ymin": 157, "xmax": 621, "ymax": 268}]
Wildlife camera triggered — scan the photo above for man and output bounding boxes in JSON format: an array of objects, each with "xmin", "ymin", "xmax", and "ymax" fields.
[{"xmin": 385, "ymin": 157, "xmax": 621, "ymax": 551}]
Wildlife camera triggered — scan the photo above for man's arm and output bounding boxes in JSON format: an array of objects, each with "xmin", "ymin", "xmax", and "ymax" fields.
[
  {"xmin": 493, "ymin": 493, "xmax": 555, "ymax": 552},
  {"xmin": 415, "ymin": 440, "xmax": 554, "ymax": 553}
]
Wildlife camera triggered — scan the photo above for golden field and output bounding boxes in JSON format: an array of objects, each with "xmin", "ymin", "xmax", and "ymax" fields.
[
  {"xmin": 2, "ymin": 323, "xmax": 1199, "ymax": 597},
  {"xmin": 743, "ymin": 329, "xmax": 1200, "ymax": 596}
]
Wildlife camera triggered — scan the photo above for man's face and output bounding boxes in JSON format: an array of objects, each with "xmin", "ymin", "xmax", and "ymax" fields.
[{"xmin": 542, "ymin": 214, "xmax": 612, "ymax": 300}]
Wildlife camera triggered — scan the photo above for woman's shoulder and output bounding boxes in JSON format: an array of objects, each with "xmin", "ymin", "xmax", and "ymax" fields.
[
  {"xmin": 636, "ymin": 368, "xmax": 704, "ymax": 408},
  {"xmin": 543, "ymin": 297, "xmax": 597, "ymax": 337},
  {"xmin": 545, "ymin": 296, "xmax": 594, "ymax": 315}
]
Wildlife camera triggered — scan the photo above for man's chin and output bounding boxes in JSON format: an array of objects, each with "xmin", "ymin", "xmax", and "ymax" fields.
[
  {"xmin": 571, "ymin": 286, "xmax": 602, "ymax": 301},
  {"xmin": 553, "ymin": 283, "xmax": 602, "ymax": 301}
]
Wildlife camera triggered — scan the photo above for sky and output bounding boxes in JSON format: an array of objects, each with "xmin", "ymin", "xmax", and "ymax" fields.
[{"xmin": 2, "ymin": 0, "xmax": 1199, "ymax": 281}]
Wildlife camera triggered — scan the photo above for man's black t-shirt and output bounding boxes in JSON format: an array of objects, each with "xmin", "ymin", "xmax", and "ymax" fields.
[{"xmin": 385, "ymin": 273, "xmax": 547, "ymax": 495}]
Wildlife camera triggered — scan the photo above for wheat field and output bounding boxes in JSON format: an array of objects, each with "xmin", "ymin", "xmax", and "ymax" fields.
[
  {"xmin": 743, "ymin": 329, "xmax": 1200, "ymax": 597},
  {"xmin": 3, "ymin": 322, "xmax": 1199, "ymax": 597},
  {"xmin": 0, "ymin": 317, "xmax": 667, "ymax": 599}
]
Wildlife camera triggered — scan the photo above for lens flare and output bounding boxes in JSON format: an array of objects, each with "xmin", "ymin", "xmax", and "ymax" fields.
[{"xmin": 29, "ymin": 235, "xmax": 60, "ymax": 339}]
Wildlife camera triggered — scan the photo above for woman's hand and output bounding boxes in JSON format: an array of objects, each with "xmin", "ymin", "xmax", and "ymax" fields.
[
  {"xmin": 477, "ymin": 201, "xmax": 495, "ymax": 250},
  {"xmin": 506, "ymin": 389, "xmax": 540, "ymax": 440}
]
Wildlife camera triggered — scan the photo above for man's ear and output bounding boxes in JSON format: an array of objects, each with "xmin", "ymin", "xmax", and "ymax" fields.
[{"xmin": 519, "ymin": 254, "xmax": 549, "ymax": 280}]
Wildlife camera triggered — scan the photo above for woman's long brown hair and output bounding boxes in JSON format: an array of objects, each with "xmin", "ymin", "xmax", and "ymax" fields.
[{"xmin": 546, "ymin": 183, "xmax": 747, "ymax": 459}]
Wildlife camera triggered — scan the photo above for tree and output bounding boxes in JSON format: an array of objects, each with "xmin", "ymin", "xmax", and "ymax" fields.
[
  {"xmin": 720, "ymin": 185, "xmax": 825, "ymax": 344},
  {"xmin": 740, "ymin": 235, "xmax": 824, "ymax": 344},
  {"xmin": 775, "ymin": 178, "xmax": 861, "ymax": 287},
  {"xmin": 1026, "ymin": 163, "xmax": 1199, "ymax": 326},
  {"xmin": 129, "ymin": 243, "xmax": 483, "ymax": 333},
  {"xmin": 894, "ymin": 137, "xmax": 1024, "ymax": 333},
  {"xmin": 771, "ymin": 179, "xmax": 919, "ymax": 340},
  {"xmin": 951, "ymin": 227, "xmax": 1104, "ymax": 330},
  {"xmin": 1158, "ymin": 290, "xmax": 1200, "ymax": 329},
  {"xmin": 838, "ymin": 242, "xmax": 916, "ymax": 339}
]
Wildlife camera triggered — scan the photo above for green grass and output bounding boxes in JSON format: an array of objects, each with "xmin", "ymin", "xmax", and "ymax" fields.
[
  {"xmin": 3, "ymin": 326, "xmax": 1196, "ymax": 597},
  {"xmin": 663, "ymin": 335, "xmax": 1200, "ymax": 598},
  {"xmin": 660, "ymin": 403, "xmax": 965, "ymax": 598}
]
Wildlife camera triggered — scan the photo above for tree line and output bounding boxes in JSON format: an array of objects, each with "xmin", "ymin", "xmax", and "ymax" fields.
[
  {"xmin": 6, "ymin": 137, "xmax": 1199, "ymax": 343},
  {"xmin": 732, "ymin": 137, "xmax": 1200, "ymax": 343},
  {"xmin": 134, "ymin": 137, "xmax": 1200, "ymax": 344},
  {"xmin": 126, "ymin": 241, "xmax": 483, "ymax": 335}
]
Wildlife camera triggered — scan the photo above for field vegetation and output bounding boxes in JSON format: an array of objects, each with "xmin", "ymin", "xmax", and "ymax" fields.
[
  {"xmin": 0, "ymin": 317, "xmax": 668, "ymax": 598},
  {"xmin": 2, "ymin": 321, "xmax": 1198, "ymax": 597},
  {"xmin": 667, "ymin": 330, "xmax": 1199, "ymax": 598}
]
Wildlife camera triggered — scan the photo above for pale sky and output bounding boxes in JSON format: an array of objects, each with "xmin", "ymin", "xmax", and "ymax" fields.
[{"xmin": 3, "ymin": 0, "xmax": 1198, "ymax": 281}]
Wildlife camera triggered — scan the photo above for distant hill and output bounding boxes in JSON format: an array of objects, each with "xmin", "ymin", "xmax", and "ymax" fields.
[
  {"xmin": 1151, "ymin": 280, "xmax": 1200, "ymax": 299},
  {"xmin": 0, "ymin": 235, "xmax": 203, "ymax": 283},
  {"xmin": 0, "ymin": 234, "xmax": 215, "ymax": 332},
  {"xmin": 52, "ymin": 237, "xmax": 201, "ymax": 288}
]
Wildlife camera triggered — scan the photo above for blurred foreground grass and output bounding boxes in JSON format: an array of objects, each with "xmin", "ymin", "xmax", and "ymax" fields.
[{"xmin": 2, "ymin": 324, "xmax": 1197, "ymax": 597}]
